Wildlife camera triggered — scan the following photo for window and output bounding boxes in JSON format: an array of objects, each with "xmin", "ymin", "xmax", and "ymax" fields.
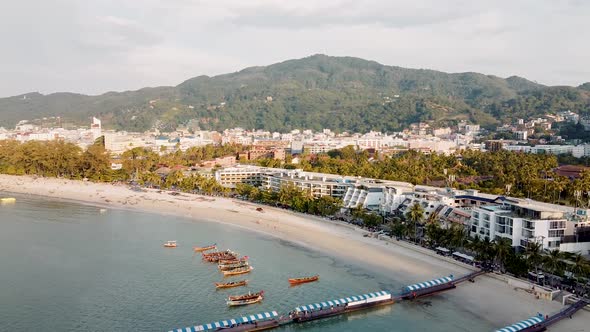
[
  {"xmin": 549, "ymin": 220, "xmax": 566, "ymax": 229},
  {"xmin": 473, "ymin": 212, "xmax": 480, "ymax": 219},
  {"xmin": 523, "ymin": 220, "xmax": 535, "ymax": 229},
  {"xmin": 548, "ymin": 230, "xmax": 564, "ymax": 238}
]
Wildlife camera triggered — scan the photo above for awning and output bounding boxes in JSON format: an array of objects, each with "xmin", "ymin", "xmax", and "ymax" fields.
[
  {"xmin": 169, "ymin": 311, "xmax": 278, "ymax": 332},
  {"xmin": 495, "ymin": 315, "xmax": 544, "ymax": 332},
  {"xmin": 295, "ymin": 290, "xmax": 390, "ymax": 312},
  {"xmin": 404, "ymin": 275, "xmax": 454, "ymax": 292},
  {"xmin": 452, "ymin": 252, "xmax": 475, "ymax": 261}
]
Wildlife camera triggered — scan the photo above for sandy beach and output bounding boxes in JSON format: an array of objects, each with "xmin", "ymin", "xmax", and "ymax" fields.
[{"xmin": 0, "ymin": 174, "xmax": 588, "ymax": 331}]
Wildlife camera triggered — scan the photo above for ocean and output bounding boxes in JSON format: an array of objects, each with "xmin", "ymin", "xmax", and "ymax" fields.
[{"xmin": 0, "ymin": 192, "xmax": 494, "ymax": 331}]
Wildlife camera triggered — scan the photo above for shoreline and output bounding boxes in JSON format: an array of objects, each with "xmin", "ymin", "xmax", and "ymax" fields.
[{"xmin": 1, "ymin": 174, "xmax": 588, "ymax": 330}]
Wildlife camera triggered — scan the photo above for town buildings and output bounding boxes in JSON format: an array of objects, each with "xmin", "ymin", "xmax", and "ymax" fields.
[{"xmin": 214, "ymin": 165, "xmax": 590, "ymax": 255}]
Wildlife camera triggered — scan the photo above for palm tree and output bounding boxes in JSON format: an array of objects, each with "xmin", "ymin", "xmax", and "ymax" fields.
[
  {"xmin": 449, "ymin": 224, "xmax": 468, "ymax": 250},
  {"xmin": 542, "ymin": 249, "xmax": 565, "ymax": 276},
  {"xmin": 566, "ymin": 253, "xmax": 590, "ymax": 278},
  {"xmin": 524, "ymin": 242, "xmax": 543, "ymax": 276},
  {"xmin": 493, "ymin": 237, "xmax": 513, "ymax": 273},
  {"xmin": 425, "ymin": 222, "xmax": 443, "ymax": 247},
  {"xmin": 406, "ymin": 202, "xmax": 425, "ymax": 244}
]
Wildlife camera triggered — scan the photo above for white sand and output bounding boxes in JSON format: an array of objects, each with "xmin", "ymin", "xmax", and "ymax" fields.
[{"xmin": 0, "ymin": 174, "xmax": 588, "ymax": 330}]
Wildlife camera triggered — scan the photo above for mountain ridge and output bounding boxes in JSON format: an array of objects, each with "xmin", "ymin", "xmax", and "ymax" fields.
[{"xmin": 0, "ymin": 54, "xmax": 587, "ymax": 132}]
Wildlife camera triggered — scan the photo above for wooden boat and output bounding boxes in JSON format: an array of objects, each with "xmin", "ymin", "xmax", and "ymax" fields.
[
  {"xmin": 193, "ymin": 244, "xmax": 217, "ymax": 252},
  {"xmin": 223, "ymin": 266, "xmax": 254, "ymax": 276},
  {"xmin": 226, "ymin": 295, "xmax": 263, "ymax": 307},
  {"xmin": 218, "ymin": 256, "xmax": 248, "ymax": 265},
  {"xmin": 288, "ymin": 275, "xmax": 319, "ymax": 285},
  {"xmin": 163, "ymin": 240, "xmax": 177, "ymax": 248},
  {"xmin": 215, "ymin": 280, "xmax": 248, "ymax": 289},
  {"xmin": 219, "ymin": 262, "xmax": 249, "ymax": 271},
  {"xmin": 228, "ymin": 290, "xmax": 264, "ymax": 301},
  {"xmin": 226, "ymin": 291, "xmax": 264, "ymax": 306},
  {"xmin": 202, "ymin": 250, "xmax": 235, "ymax": 258},
  {"xmin": 204, "ymin": 254, "xmax": 237, "ymax": 263},
  {"xmin": 202, "ymin": 250, "xmax": 237, "ymax": 262}
]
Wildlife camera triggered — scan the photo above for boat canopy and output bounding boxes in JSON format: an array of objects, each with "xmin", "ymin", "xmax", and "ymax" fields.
[
  {"xmin": 168, "ymin": 311, "xmax": 278, "ymax": 332},
  {"xmin": 294, "ymin": 290, "xmax": 390, "ymax": 312},
  {"xmin": 403, "ymin": 275, "xmax": 454, "ymax": 292},
  {"xmin": 495, "ymin": 315, "xmax": 544, "ymax": 332}
]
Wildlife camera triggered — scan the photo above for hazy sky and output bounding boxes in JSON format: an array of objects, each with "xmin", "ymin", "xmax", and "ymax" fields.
[{"xmin": 1, "ymin": 0, "xmax": 589, "ymax": 97}]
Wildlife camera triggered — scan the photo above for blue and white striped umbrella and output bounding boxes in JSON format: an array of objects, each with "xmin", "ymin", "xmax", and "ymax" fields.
[
  {"xmin": 495, "ymin": 315, "xmax": 544, "ymax": 332},
  {"xmin": 168, "ymin": 311, "xmax": 278, "ymax": 332},
  {"xmin": 295, "ymin": 290, "xmax": 390, "ymax": 312},
  {"xmin": 404, "ymin": 275, "xmax": 454, "ymax": 292}
]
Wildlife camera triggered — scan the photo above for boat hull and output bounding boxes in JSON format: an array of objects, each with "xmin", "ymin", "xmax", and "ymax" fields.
[
  {"xmin": 288, "ymin": 276, "xmax": 319, "ymax": 285},
  {"xmin": 227, "ymin": 296, "xmax": 263, "ymax": 306},
  {"xmin": 223, "ymin": 267, "xmax": 253, "ymax": 276},
  {"xmin": 215, "ymin": 281, "xmax": 248, "ymax": 289},
  {"xmin": 194, "ymin": 245, "xmax": 217, "ymax": 252}
]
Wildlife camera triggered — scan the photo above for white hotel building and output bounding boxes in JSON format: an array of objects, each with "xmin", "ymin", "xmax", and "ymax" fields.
[
  {"xmin": 214, "ymin": 165, "xmax": 590, "ymax": 254},
  {"xmin": 470, "ymin": 198, "xmax": 590, "ymax": 253}
]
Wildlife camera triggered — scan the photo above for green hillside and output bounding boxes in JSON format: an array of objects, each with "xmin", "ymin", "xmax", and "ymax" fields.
[{"xmin": 0, "ymin": 54, "xmax": 588, "ymax": 132}]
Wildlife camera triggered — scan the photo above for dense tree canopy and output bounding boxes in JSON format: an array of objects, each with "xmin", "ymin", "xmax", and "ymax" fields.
[{"xmin": 1, "ymin": 55, "xmax": 588, "ymax": 132}]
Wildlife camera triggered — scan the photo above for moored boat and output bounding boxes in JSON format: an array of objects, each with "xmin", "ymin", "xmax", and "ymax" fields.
[
  {"xmin": 228, "ymin": 290, "xmax": 264, "ymax": 301},
  {"xmin": 219, "ymin": 256, "xmax": 248, "ymax": 264},
  {"xmin": 193, "ymin": 243, "xmax": 217, "ymax": 252},
  {"xmin": 227, "ymin": 291, "xmax": 264, "ymax": 306},
  {"xmin": 223, "ymin": 266, "xmax": 254, "ymax": 276},
  {"xmin": 219, "ymin": 262, "xmax": 249, "ymax": 271},
  {"xmin": 288, "ymin": 275, "xmax": 319, "ymax": 285},
  {"xmin": 163, "ymin": 240, "xmax": 177, "ymax": 248},
  {"xmin": 0, "ymin": 197, "xmax": 16, "ymax": 204},
  {"xmin": 227, "ymin": 296, "xmax": 263, "ymax": 307},
  {"xmin": 215, "ymin": 280, "xmax": 248, "ymax": 289}
]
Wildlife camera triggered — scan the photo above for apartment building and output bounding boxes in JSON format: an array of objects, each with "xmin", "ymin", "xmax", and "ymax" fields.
[{"xmin": 469, "ymin": 198, "xmax": 578, "ymax": 250}]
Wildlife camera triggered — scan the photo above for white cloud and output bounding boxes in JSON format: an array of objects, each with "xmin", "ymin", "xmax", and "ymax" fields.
[{"xmin": 0, "ymin": 0, "xmax": 588, "ymax": 97}]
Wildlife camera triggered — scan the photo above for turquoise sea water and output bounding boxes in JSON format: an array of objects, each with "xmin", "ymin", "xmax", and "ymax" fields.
[{"xmin": 0, "ymin": 193, "xmax": 494, "ymax": 331}]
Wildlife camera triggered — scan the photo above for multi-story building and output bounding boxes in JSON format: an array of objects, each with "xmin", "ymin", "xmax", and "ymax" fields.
[
  {"xmin": 214, "ymin": 165, "xmax": 266, "ymax": 187},
  {"xmin": 469, "ymin": 198, "xmax": 582, "ymax": 251}
]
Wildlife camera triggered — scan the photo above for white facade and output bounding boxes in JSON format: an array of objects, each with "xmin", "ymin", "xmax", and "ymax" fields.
[{"xmin": 470, "ymin": 200, "xmax": 573, "ymax": 250}]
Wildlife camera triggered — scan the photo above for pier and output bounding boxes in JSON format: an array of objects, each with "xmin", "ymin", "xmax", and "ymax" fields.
[
  {"xmin": 169, "ymin": 270, "xmax": 587, "ymax": 332},
  {"xmin": 494, "ymin": 298, "xmax": 589, "ymax": 332},
  {"xmin": 538, "ymin": 298, "xmax": 589, "ymax": 331}
]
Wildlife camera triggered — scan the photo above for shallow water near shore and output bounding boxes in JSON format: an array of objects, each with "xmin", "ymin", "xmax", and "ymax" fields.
[{"xmin": 0, "ymin": 192, "xmax": 494, "ymax": 331}]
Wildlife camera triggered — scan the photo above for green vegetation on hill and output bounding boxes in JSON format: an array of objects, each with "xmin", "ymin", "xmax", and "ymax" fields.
[{"xmin": 0, "ymin": 55, "xmax": 588, "ymax": 132}]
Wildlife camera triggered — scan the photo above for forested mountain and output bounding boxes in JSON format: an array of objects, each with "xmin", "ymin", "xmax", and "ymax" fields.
[{"xmin": 1, "ymin": 55, "xmax": 588, "ymax": 132}]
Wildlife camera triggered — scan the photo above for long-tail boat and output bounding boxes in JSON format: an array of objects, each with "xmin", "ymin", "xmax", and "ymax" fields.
[
  {"xmin": 219, "ymin": 256, "xmax": 248, "ymax": 265},
  {"xmin": 204, "ymin": 254, "xmax": 236, "ymax": 263},
  {"xmin": 202, "ymin": 249, "xmax": 235, "ymax": 258},
  {"xmin": 193, "ymin": 243, "xmax": 216, "ymax": 252},
  {"xmin": 219, "ymin": 262, "xmax": 249, "ymax": 271},
  {"xmin": 202, "ymin": 250, "xmax": 237, "ymax": 262},
  {"xmin": 215, "ymin": 280, "xmax": 248, "ymax": 289},
  {"xmin": 226, "ymin": 295, "xmax": 263, "ymax": 307},
  {"xmin": 226, "ymin": 291, "xmax": 264, "ymax": 306},
  {"xmin": 288, "ymin": 275, "xmax": 319, "ymax": 285},
  {"xmin": 228, "ymin": 290, "xmax": 264, "ymax": 301},
  {"xmin": 223, "ymin": 266, "xmax": 254, "ymax": 276}
]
